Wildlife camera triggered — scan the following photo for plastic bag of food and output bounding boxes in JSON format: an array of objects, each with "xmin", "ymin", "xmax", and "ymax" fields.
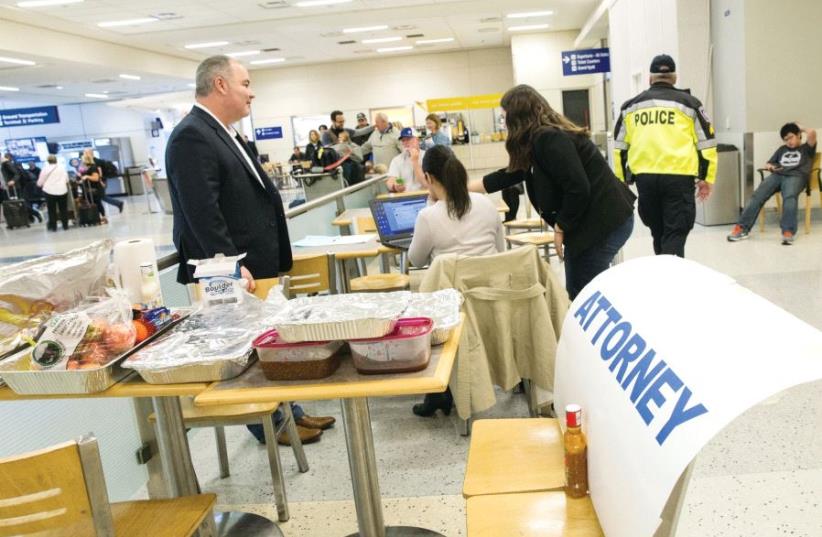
[
  {"xmin": 26, "ymin": 292, "xmax": 136, "ymax": 371},
  {"xmin": 0, "ymin": 240, "xmax": 112, "ymax": 360}
]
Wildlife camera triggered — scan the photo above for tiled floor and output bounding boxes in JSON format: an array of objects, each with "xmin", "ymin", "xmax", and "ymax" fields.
[{"xmin": 5, "ymin": 188, "xmax": 822, "ymax": 536}]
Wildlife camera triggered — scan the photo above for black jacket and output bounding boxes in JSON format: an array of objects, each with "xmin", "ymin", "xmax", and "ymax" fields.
[
  {"xmin": 165, "ymin": 106, "xmax": 292, "ymax": 284},
  {"xmin": 304, "ymin": 142, "xmax": 322, "ymax": 166},
  {"xmin": 484, "ymin": 128, "xmax": 635, "ymax": 259}
]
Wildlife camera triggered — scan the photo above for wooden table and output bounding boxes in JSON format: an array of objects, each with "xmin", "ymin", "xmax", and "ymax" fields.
[
  {"xmin": 195, "ymin": 319, "xmax": 464, "ymax": 537},
  {"xmin": 466, "ymin": 491, "xmax": 603, "ymax": 536},
  {"xmin": 293, "ymin": 238, "xmax": 386, "ymax": 292},
  {"xmin": 463, "ymin": 418, "xmax": 565, "ymax": 498}
]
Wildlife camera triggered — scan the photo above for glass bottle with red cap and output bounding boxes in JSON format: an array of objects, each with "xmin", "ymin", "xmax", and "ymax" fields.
[{"xmin": 564, "ymin": 403, "xmax": 589, "ymax": 498}]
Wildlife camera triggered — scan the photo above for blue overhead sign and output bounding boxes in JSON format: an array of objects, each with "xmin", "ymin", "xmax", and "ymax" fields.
[
  {"xmin": 254, "ymin": 126, "xmax": 283, "ymax": 140},
  {"xmin": 0, "ymin": 105, "xmax": 60, "ymax": 127},
  {"xmin": 562, "ymin": 48, "xmax": 611, "ymax": 76}
]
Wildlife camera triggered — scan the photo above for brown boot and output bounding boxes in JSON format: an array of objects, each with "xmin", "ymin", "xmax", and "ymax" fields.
[
  {"xmin": 277, "ymin": 425, "xmax": 322, "ymax": 446},
  {"xmin": 297, "ymin": 415, "xmax": 336, "ymax": 430}
]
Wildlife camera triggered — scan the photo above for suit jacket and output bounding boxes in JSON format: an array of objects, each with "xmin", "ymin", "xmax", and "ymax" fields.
[{"xmin": 165, "ymin": 105, "xmax": 292, "ymax": 284}]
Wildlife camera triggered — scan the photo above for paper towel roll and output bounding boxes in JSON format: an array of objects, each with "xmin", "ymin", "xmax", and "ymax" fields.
[{"xmin": 113, "ymin": 239, "xmax": 161, "ymax": 305}]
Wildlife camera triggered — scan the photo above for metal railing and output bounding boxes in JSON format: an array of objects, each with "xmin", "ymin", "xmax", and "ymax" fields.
[{"xmin": 156, "ymin": 173, "xmax": 387, "ymax": 271}]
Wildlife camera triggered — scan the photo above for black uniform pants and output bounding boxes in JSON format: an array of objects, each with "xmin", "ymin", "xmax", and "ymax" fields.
[
  {"xmin": 635, "ymin": 174, "xmax": 696, "ymax": 257},
  {"xmin": 45, "ymin": 193, "xmax": 69, "ymax": 230}
]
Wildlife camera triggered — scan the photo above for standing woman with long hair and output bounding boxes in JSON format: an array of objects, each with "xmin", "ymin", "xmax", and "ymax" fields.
[{"xmin": 471, "ymin": 84, "xmax": 636, "ymax": 299}]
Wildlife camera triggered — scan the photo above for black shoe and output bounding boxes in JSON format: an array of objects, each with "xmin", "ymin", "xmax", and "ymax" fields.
[
  {"xmin": 412, "ymin": 390, "xmax": 453, "ymax": 417},
  {"xmin": 117, "ymin": 202, "xmax": 124, "ymax": 213}
]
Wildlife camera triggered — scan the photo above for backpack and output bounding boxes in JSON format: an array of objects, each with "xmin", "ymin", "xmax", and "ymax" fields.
[
  {"xmin": 99, "ymin": 159, "xmax": 119, "ymax": 179},
  {"xmin": 318, "ymin": 147, "xmax": 340, "ymax": 168}
]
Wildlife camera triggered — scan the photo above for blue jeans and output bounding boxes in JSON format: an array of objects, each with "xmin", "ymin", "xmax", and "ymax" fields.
[
  {"xmin": 738, "ymin": 173, "xmax": 805, "ymax": 234},
  {"xmin": 564, "ymin": 215, "xmax": 634, "ymax": 300},
  {"xmin": 246, "ymin": 403, "xmax": 305, "ymax": 443}
]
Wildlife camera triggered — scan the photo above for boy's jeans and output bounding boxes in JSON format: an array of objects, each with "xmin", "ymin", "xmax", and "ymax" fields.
[{"xmin": 738, "ymin": 173, "xmax": 805, "ymax": 234}]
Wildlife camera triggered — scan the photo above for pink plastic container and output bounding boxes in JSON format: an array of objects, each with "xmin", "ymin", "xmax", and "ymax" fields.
[
  {"xmin": 253, "ymin": 330, "xmax": 343, "ymax": 380},
  {"xmin": 348, "ymin": 317, "xmax": 433, "ymax": 375}
]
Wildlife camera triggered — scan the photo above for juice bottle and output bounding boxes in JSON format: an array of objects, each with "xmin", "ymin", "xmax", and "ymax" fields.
[{"xmin": 564, "ymin": 403, "xmax": 589, "ymax": 498}]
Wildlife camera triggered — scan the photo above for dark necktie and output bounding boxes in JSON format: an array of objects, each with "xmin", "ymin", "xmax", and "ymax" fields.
[{"xmin": 234, "ymin": 133, "xmax": 279, "ymax": 198}]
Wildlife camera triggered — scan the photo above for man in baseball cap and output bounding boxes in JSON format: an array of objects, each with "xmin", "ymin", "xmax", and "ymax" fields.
[
  {"xmin": 386, "ymin": 127, "xmax": 427, "ymax": 192},
  {"xmin": 649, "ymin": 54, "xmax": 676, "ymax": 74}
]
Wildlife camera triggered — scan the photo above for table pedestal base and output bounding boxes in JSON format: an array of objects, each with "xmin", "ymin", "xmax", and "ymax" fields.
[
  {"xmin": 214, "ymin": 511, "xmax": 283, "ymax": 537},
  {"xmin": 344, "ymin": 527, "xmax": 444, "ymax": 537}
]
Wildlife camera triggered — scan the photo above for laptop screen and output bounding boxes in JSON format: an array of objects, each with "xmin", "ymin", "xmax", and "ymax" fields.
[{"xmin": 371, "ymin": 195, "xmax": 428, "ymax": 238}]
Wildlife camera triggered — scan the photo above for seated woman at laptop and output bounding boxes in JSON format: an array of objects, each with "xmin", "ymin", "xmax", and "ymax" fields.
[{"xmin": 407, "ymin": 145, "xmax": 504, "ymax": 268}]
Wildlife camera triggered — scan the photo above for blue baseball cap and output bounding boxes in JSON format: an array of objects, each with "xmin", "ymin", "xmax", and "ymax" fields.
[{"xmin": 399, "ymin": 127, "xmax": 417, "ymax": 139}]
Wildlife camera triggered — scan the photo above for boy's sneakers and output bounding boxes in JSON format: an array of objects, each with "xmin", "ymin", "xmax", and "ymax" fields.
[
  {"xmin": 727, "ymin": 225, "xmax": 749, "ymax": 242},
  {"xmin": 781, "ymin": 231, "xmax": 795, "ymax": 245}
]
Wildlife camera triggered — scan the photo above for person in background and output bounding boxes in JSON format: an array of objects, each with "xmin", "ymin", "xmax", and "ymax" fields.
[
  {"xmin": 318, "ymin": 124, "xmax": 329, "ymax": 140},
  {"xmin": 353, "ymin": 112, "xmax": 373, "ymax": 162},
  {"xmin": 37, "ymin": 154, "xmax": 70, "ymax": 231},
  {"xmin": 322, "ymin": 110, "xmax": 375, "ymax": 147},
  {"xmin": 82, "ymin": 148, "xmax": 124, "ymax": 214},
  {"xmin": 288, "ymin": 146, "xmax": 305, "ymax": 163},
  {"xmin": 166, "ymin": 55, "xmax": 334, "ymax": 446},
  {"xmin": 242, "ymin": 134, "xmax": 260, "ymax": 160},
  {"xmin": 422, "ymin": 113, "xmax": 451, "ymax": 149},
  {"xmin": 3, "ymin": 153, "xmax": 43, "ymax": 223},
  {"xmin": 409, "ymin": 145, "xmax": 503, "ymax": 417},
  {"xmin": 79, "ymin": 151, "xmax": 108, "ymax": 223},
  {"xmin": 1, "ymin": 153, "xmax": 18, "ymax": 202},
  {"xmin": 727, "ymin": 122, "xmax": 817, "ymax": 244},
  {"xmin": 613, "ymin": 53, "xmax": 716, "ymax": 257},
  {"xmin": 332, "ymin": 131, "xmax": 365, "ymax": 185},
  {"xmin": 386, "ymin": 128, "xmax": 427, "ymax": 192},
  {"xmin": 304, "ymin": 129, "xmax": 323, "ymax": 167},
  {"xmin": 471, "ymin": 84, "xmax": 636, "ymax": 300},
  {"xmin": 361, "ymin": 112, "xmax": 404, "ymax": 169}
]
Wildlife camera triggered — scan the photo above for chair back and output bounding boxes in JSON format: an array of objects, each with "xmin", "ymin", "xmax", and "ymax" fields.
[
  {"xmin": 253, "ymin": 276, "xmax": 291, "ymax": 300},
  {"xmin": 0, "ymin": 435, "xmax": 114, "ymax": 537},
  {"xmin": 810, "ymin": 153, "xmax": 821, "ymax": 192},
  {"xmin": 285, "ymin": 253, "xmax": 337, "ymax": 296}
]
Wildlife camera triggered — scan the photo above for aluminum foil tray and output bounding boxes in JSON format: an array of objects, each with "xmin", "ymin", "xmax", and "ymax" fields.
[
  {"xmin": 125, "ymin": 296, "xmax": 286, "ymax": 384},
  {"xmin": 272, "ymin": 292, "xmax": 410, "ymax": 342},
  {"xmin": 0, "ymin": 314, "xmax": 187, "ymax": 395},
  {"xmin": 403, "ymin": 289, "xmax": 463, "ymax": 345}
]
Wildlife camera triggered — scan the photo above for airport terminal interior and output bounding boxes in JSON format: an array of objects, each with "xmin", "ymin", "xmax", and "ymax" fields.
[{"xmin": 1, "ymin": 1, "xmax": 821, "ymax": 536}]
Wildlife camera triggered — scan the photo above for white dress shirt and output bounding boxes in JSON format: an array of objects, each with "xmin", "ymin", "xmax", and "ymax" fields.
[{"xmin": 193, "ymin": 102, "xmax": 264, "ymax": 188}]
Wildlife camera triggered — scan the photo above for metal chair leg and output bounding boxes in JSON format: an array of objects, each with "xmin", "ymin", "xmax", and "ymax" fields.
[
  {"xmin": 214, "ymin": 426, "xmax": 230, "ymax": 478},
  {"xmin": 281, "ymin": 403, "xmax": 309, "ymax": 473},
  {"xmin": 456, "ymin": 416, "xmax": 472, "ymax": 436},
  {"xmin": 262, "ymin": 415, "xmax": 290, "ymax": 522},
  {"xmin": 522, "ymin": 379, "xmax": 539, "ymax": 417}
]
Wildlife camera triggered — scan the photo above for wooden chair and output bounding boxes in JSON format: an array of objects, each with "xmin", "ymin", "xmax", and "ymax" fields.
[
  {"xmin": 0, "ymin": 435, "xmax": 215, "ymax": 537},
  {"xmin": 466, "ymin": 491, "xmax": 603, "ymax": 536},
  {"xmin": 286, "ymin": 253, "xmax": 338, "ymax": 296},
  {"xmin": 505, "ymin": 230, "xmax": 555, "ymax": 260},
  {"xmin": 758, "ymin": 153, "xmax": 822, "ymax": 234}
]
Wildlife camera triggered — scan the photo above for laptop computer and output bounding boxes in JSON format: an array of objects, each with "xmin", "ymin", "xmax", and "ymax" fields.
[{"xmin": 369, "ymin": 194, "xmax": 429, "ymax": 250}]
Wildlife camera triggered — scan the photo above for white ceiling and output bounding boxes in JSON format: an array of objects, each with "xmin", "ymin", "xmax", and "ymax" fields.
[{"xmin": 0, "ymin": 0, "xmax": 599, "ymax": 104}]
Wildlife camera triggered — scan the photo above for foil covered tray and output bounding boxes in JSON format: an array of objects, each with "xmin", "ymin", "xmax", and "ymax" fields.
[
  {"xmin": 403, "ymin": 289, "xmax": 463, "ymax": 345},
  {"xmin": 124, "ymin": 295, "xmax": 286, "ymax": 384},
  {"xmin": 0, "ymin": 314, "xmax": 186, "ymax": 395},
  {"xmin": 272, "ymin": 292, "xmax": 411, "ymax": 342}
]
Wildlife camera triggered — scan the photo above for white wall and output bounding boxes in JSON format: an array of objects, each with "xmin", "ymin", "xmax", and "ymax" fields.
[
  {"xmin": 608, "ymin": 0, "xmax": 679, "ymax": 112},
  {"xmin": 711, "ymin": 0, "xmax": 747, "ymax": 134},
  {"xmin": 248, "ymin": 48, "xmax": 514, "ymax": 160},
  {"xmin": 509, "ymin": 31, "xmax": 607, "ymax": 132},
  {"xmin": 0, "ymin": 100, "xmax": 155, "ymax": 166},
  {"xmin": 744, "ymin": 0, "xmax": 822, "ymax": 132}
]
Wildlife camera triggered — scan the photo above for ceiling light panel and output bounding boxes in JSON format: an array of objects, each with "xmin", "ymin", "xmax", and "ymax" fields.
[
  {"xmin": 507, "ymin": 24, "xmax": 550, "ymax": 32},
  {"xmin": 343, "ymin": 25, "xmax": 388, "ymax": 34},
  {"xmin": 296, "ymin": 0, "xmax": 351, "ymax": 6},
  {"xmin": 98, "ymin": 17, "xmax": 158, "ymax": 28},
  {"xmin": 85, "ymin": 93, "xmax": 108, "ymax": 98},
  {"xmin": 507, "ymin": 10, "xmax": 554, "ymax": 19},
  {"xmin": 228, "ymin": 50, "xmax": 261, "ymax": 57},
  {"xmin": 119, "ymin": 74, "xmax": 141, "ymax": 80},
  {"xmin": 0, "ymin": 56, "xmax": 36, "ymax": 66},
  {"xmin": 250, "ymin": 58, "xmax": 286, "ymax": 65},
  {"xmin": 362, "ymin": 36, "xmax": 401, "ymax": 44},
  {"xmin": 17, "ymin": 0, "xmax": 83, "ymax": 7},
  {"xmin": 185, "ymin": 41, "xmax": 229, "ymax": 49},
  {"xmin": 377, "ymin": 46, "xmax": 412, "ymax": 53},
  {"xmin": 416, "ymin": 37, "xmax": 454, "ymax": 45},
  {"xmin": 0, "ymin": 86, "xmax": 20, "ymax": 92}
]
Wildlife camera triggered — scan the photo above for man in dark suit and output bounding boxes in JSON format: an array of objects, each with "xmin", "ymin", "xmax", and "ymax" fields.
[{"xmin": 166, "ymin": 55, "xmax": 334, "ymax": 445}]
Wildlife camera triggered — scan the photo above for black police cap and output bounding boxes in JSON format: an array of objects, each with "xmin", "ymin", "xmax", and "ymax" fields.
[{"xmin": 650, "ymin": 54, "xmax": 676, "ymax": 74}]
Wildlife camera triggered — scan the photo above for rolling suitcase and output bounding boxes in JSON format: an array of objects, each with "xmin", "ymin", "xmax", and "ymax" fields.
[
  {"xmin": 3, "ymin": 185, "xmax": 30, "ymax": 229},
  {"xmin": 76, "ymin": 180, "xmax": 101, "ymax": 227}
]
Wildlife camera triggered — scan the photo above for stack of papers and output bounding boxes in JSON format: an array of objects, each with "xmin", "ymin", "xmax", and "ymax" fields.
[{"xmin": 293, "ymin": 234, "xmax": 377, "ymax": 248}]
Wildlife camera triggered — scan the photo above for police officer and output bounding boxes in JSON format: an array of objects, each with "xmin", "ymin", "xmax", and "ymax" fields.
[{"xmin": 613, "ymin": 54, "xmax": 717, "ymax": 257}]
